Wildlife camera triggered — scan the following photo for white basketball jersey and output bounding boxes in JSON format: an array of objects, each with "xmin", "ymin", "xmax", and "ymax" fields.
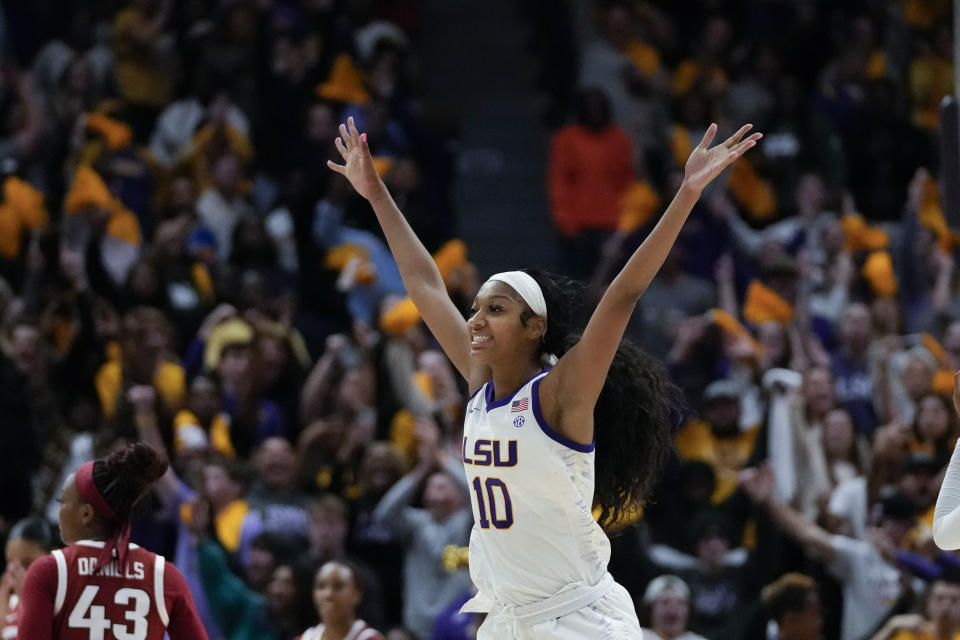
[{"xmin": 462, "ymin": 370, "xmax": 610, "ymax": 606}]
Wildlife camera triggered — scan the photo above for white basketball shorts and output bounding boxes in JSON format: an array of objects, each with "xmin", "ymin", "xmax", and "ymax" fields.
[{"xmin": 476, "ymin": 581, "xmax": 642, "ymax": 640}]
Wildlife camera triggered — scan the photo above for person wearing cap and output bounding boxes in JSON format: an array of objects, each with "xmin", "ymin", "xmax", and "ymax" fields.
[
  {"xmin": 675, "ymin": 378, "xmax": 762, "ymax": 504},
  {"xmin": 741, "ymin": 465, "xmax": 920, "ymax": 640},
  {"xmin": 204, "ymin": 317, "xmax": 286, "ymax": 458},
  {"xmin": 638, "ymin": 575, "xmax": 707, "ymax": 640},
  {"xmin": 898, "ymin": 452, "xmax": 944, "ymax": 548}
]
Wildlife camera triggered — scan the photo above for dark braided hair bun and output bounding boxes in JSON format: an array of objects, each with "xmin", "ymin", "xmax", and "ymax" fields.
[{"xmin": 93, "ymin": 442, "xmax": 169, "ymax": 524}]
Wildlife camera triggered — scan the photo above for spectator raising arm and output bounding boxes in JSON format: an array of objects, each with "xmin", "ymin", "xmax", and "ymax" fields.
[
  {"xmin": 372, "ymin": 419, "xmax": 442, "ymax": 541},
  {"xmin": 740, "ymin": 464, "xmax": 837, "ymax": 561}
]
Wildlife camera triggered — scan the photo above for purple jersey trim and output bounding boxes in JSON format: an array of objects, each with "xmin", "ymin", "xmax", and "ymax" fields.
[
  {"xmin": 530, "ymin": 378, "xmax": 595, "ymax": 453},
  {"xmin": 468, "ymin": 383, "xmax": 485, "ymax": 402},
  {"xmin": 484, "ymin": 368, "xmax": 550, "ymax": 411}
]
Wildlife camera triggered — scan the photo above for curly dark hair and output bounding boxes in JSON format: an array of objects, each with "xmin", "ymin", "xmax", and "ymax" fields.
[
  {"xmin": 522, "ymin": 269, "xmax": 683, "ymax": 530},
  {"xmin": 92, "ymin": 442, "xmax": 169, "ymax": 529}
]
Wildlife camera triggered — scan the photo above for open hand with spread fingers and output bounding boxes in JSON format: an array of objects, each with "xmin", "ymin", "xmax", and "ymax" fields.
[
  {"xmin": 327, "ymin": 116, "xmax": 384, "ymax": 202},
  {"xmin": 683, "ymin": 123, "xmax": 762, "ymax": 193}
]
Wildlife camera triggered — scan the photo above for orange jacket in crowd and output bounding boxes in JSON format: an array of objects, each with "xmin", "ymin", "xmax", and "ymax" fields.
[{"xmin": 548, "ymin": 124, "xmax": 634, "ymax": 237}]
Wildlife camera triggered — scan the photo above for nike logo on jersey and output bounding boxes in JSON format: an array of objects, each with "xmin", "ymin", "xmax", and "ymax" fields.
[{"xmin": 462, "ymin": 437, "xmax": 518, "ymax": 467}]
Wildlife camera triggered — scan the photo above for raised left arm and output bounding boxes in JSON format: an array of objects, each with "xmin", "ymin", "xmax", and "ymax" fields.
[{"xmin": 539, "ymin": 123, "xmax": 761, "ymax": 444}]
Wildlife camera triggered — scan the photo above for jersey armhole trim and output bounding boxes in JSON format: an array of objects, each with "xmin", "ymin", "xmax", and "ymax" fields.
[
  {"xmin": 154, "ymin": 555, "xmax": 169, "ymax": 627},
  {"xmin": 468, "ymin": 382, "xmax": 486, "ymax": 402},
  {"xmin": 530, "ymin": 378, "xmax": 596, "ymax": 453},
  {"xmin": 52, "ymin": 550, "xmax": 67, "ymax": 616}
]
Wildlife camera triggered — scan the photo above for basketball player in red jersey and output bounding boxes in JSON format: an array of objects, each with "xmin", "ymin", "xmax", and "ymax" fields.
[{"xmin": 17, "ymin": 442, "xmax": 208, "ymax": 639}]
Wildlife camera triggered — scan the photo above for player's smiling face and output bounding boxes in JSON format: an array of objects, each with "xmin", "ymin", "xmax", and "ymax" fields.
[{"xmin": 468, "ymin": 281, "xmax": 544, "ymax": 365}]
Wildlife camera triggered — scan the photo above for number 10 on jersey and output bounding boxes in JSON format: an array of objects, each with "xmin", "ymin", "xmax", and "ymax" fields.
[{"xmin": 471, "ymin": 477, "xmax": 513, "ymax": 529}]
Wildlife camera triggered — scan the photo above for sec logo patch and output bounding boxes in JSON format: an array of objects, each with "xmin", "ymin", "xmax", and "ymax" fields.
[{"xmin": 513, "ymin": 416, "xmax": 525, "ymax": 428}]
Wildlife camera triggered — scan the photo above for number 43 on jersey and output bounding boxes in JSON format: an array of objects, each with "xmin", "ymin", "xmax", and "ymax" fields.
[{"xmin": 68, "ymin": 585, "xmax": 151, "ymax": 640}]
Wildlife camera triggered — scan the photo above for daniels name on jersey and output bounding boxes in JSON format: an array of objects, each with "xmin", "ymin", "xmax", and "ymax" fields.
[{"xmin": 76, "ymin": 557, "xmax": 146, "ymax": 579}]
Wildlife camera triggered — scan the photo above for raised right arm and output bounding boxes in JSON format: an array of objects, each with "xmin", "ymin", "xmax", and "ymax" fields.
[{"xmin": 328, "ymin": 117, "xmax": 484, "ymax": 386}]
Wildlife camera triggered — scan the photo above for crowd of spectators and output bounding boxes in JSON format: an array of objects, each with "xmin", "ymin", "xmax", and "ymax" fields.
[
  {"xmin": 0, "ymin": 0, "xmax": 958, "ymax": 639},
  {"xmin": 548, "ymin": 1, "xmax": 960, "ymax": 640}
]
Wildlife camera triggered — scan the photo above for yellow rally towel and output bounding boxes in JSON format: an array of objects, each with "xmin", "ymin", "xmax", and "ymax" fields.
[
  {"xmin": 192, "ymin": 262, "xmax": 215, "ymax": 299},
  {"xmin": 921, "ymin": 332, "xmax": 956, "ymax": 395},
  {"xmin": 390, "ymin": 409, "xmax": 417, "ymax": 462},
  {"xmin": 918, "ymin": 173, "xmax": 957, "ymax": 252},
  {"xmin": 154, "ymin": 361, "xmax": 187, "ymax": 411},
  {"xmin": 743, "ymin": 280, "xmax": 794, "ymax": 326},
  {"xmin": 324, "ymin": 243, "xmax": 376, "ymax": 285},
  {"xmin": 174, "ymin": 409, "xmax": 235, "ymax": 458},
  {"xmin": 670, "ymin": 124, "xmax": 693, "ymax": 169},
  {"xmin": 4, "ymin": 176, "xmax": 47, "ymax": 229},
  {"xmin": 841, "ymin": 213, "xmax": 890, "ymax": 251},
  {"xmin": 673, "ymin": 60, "xmax": 699, "ymax": 96},
  {"xmin": 105, "ymin": 206, "xmax": 143, "ymax": 246},
  {"xmin": 862, "ymin": 250, "xmax": 897, "ymax": 298},
  {"xmin": 434, "ymin": 239, "xmax": 469, "ymax": 283},
  {"xmin": 380, "ymin": 297, "xmax": 421, "ymax": 336},
  {"xmin": 0, "ymin": 205, "xmax": 20, "ymax": 259},
  {"xmin": 65, "ymin": 165, "xmax": 115, "ymax": 213},
  {"xmin": 0, "ymin": 177, "xmax": 47, "ymax": 259},
  {"xmin": 94, "ymin": 360, "xmax": 123, "ymax": 419},
  {"xmin": 626, "ymin": 40, "xmax": 660, "ymax": 77},
  {"xmin": 390, "ymin": 372, "xmax": 435, "ymax": 461},
  {"xmin": 64, "ymin": 166, "xmax": 142, "ymax": 246},
  {"xmin": 317, "ymin": 54, "xmax": 371, "ymax": 104},
  {"xmin": 372, "ymin": 157, "xmax": 393, "ymax": 177},
  {"xmin": 94, "ymin": 360, "xmax": 185, "ymax": 419},
  {"xmin": 709, "ymin": 308, "xmax": 765, "ymax": 357},
  {"xmin": 85, "ymin": 113, "xmax": 133, "ymax": 150},
  {"xmin": 180, "ymin": 499, "xmax": 249, "ymax": 552},
  {"xmin": 215, "ymin": 499, "xmax": 249, "ymax": 552},
  {"xmin": 442, "ymin": 545, "xmax": 470, "ymax": 572},
  {"xmin": 617, "ymin": 181, "xmax": 660, "ymax": 233},
  {"xmin": 728, "ymin": 157, "xmax": 776, "ymax": 220}
]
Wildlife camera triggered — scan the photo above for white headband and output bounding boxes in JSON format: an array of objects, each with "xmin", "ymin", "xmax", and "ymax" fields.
[{"xmin": 486, "ymin": 271, "xmax": 547, "ymax": 317}]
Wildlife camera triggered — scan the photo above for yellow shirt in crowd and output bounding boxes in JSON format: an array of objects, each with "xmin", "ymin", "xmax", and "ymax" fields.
[{"xmin": 675, "ymin": 418, "xmax": 760, "ymax": 504}]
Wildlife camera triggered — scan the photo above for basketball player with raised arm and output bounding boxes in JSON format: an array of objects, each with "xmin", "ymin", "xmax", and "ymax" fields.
[{"xmin": 328, "ymin": 117, "xmax": 761, "ymax": 638}]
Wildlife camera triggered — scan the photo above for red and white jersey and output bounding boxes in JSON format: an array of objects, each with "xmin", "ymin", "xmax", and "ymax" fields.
[
  {"xmin": 18, "ymin": 540, "xmax": 208, "ymax": 640},
  {"xmin": 2, "ymin": 595, "xmax": 19, "ymax": 640},
  {"xmin": 298, "ymin": 620, "xmax": 384, "ymax": 640}
]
